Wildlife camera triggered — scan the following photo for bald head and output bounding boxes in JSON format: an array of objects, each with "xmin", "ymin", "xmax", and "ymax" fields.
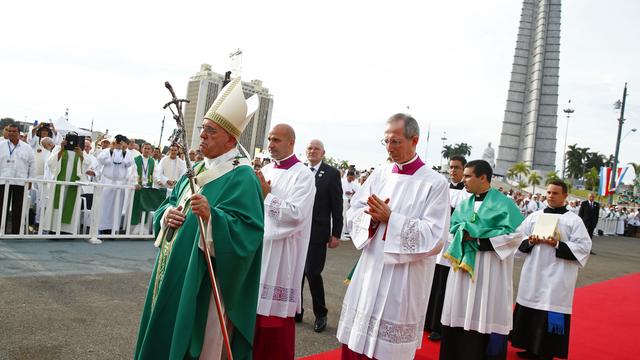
[
  {"xmin": 267, "ymin": 123, "xmax": 296, "ymax": 160},
  {"xmin": 306, "ymin": 139, "xmax": 326, "ymax": 166}
]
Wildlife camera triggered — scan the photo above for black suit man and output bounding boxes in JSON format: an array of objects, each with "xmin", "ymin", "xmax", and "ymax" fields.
[
  {"xmin": 298, "ymin": 139, "xmax": 343, "ymax": 333},
  {"xmin": 578, "ymin": 192, "xmax": 600, "ymax": 255}
]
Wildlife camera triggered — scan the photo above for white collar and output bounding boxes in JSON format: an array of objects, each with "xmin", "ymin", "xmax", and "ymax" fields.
[
  {"xmin": 395, "ymin": 153, "xmax": 418, "ymax": 170},
  {"xmin": 309, "ymin": 160, "xmax": 322, "ymax": 169},
  {"xmin": 273, "ymin": 152, "xmax": 295, "ymax": 166},
  {"xmin": 204, "ymin": 148, "xmax": 240, "ymax": 169}
]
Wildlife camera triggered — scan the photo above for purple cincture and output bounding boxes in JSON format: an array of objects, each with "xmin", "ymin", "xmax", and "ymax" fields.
[
  {"xmin": 392, "ymin": 156, "xmax": 425, "ymax": 175},
  {"xmin": 273, "ymin": 154, "xmax": 300, "ymax": 170}
]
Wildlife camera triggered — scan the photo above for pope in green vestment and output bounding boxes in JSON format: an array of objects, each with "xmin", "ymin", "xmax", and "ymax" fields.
[{"xmin": 134, "ymin": 160, "xmax": 264, "ymax": 360}]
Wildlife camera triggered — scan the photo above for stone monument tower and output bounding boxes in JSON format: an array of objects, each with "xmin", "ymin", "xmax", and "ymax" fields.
[{"xmin": 496, "ymin": 0, "xmax": 561, "ymax": 175}]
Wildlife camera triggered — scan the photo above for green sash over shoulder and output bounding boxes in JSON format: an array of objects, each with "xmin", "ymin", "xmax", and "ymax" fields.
[
  {"xmin": 131, "ymin": 156, "xmax": 166, "ymax": 226},
  {"xmin": 444, "ymin": 188, "xmax": 524, "ymax": 279},
  {"xmin": 53, "ymin": 150, "xmax": 81, "ymax": 224}
]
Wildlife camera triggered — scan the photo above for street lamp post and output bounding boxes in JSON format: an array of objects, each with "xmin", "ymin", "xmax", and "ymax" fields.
[
  {"xmin": 608, "ymin": 83, "xmax": 628, "ymax": 206},
  {"xmin": 440, "ymin": 131, "xmax": 447, "ymax": 173},
  {"xmin": 562, "ymin": 100, "xmax": 574, "ymax": 179}
]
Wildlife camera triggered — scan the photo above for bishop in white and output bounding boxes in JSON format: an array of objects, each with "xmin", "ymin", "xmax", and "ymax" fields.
[{"xmin": 337, "ymin": 114, "xmax": 450, "ymax": 360}]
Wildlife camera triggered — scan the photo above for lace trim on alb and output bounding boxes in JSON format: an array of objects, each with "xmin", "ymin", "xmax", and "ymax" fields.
[
  {"xmin": 260, "ymin": 284, "xmax": 298, "ymax": 303},
  {"xmin": 339, "ymin": 305, "xmax": 420, "ymax": 344},
  {"xmin": 267, "ymin": 197, "xmax": 282, "ymax": 219},
  {"xmin": 400, "ymin": 218, "xmax": 419, "ymax": 252}
]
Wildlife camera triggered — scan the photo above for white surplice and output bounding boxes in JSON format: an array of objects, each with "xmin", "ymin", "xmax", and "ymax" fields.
[
  {"xmin": 257, "ymin": 160, "xmax": 316, "ymax": 317},
  {"xmin": 41, "ymin": 147, "xmax": 90, "ymax": 233},
  {"xmin": 516, "ymin": 210, "xmax": 591, "ymax": 314},
  {"xmin": 440, "ymin": 199, "xmax": 523, "ymax": 335},
  {"xmin": 96, "ymin": 149, "xmax": 134, "ymax": 231},
  {"xmin": 157, "ymin": 156, "xmax": 187, "ymax": 192},
  {"xmin": 336, "ymin": 163, "xmax": 450, "ymax": 360}
]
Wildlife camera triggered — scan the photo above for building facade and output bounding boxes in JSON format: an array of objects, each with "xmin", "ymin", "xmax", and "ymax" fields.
[
  {"xmin": 496, "ymin": 0, "xmax": 561, "ymax": 175},
  {"xmin": 183, "ymin": 64, "xmax": 274, "ymax": 158}
]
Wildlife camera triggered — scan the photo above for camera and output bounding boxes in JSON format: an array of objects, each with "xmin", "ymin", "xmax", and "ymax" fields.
[{"xmin": 64, "ymin": 132, "xmax": 85, "ymax": 151}]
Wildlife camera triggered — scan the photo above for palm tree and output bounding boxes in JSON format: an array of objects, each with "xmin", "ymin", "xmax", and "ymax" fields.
[
  {"xmin": 452, "ymin": 143, "xmax": 472, "ymax": 156},
  {"xmin": 517, "ymin": 180, "xmax": 527, "ymax": 190},
  {"xmin": 510, "ymin": 162, "xmax": 531, "ymax": 182},
  {"xmin": 545, "ymin": 170, "xmax": 560, "ymax": 185},
  {"xmin": 629, "ymin": 162, "xmax": 640, "ymax": 195},
  {"xmin": 528, "ymin": 172, "xmax": 542, "ymax": 194},
  {"xmin": 565, "ymin": 144, "xmax": 589, "ymax": 179},
  {"xmin": 441, "ymin": 145, "xmax": 455, "ymax": 160},
  {"xmin": 507, "ymin": 168, "xmax": 518, "ymax": 181},
  {"xmin": 584, "ymin": 167, "xmax": 600, "ymax": 191}
]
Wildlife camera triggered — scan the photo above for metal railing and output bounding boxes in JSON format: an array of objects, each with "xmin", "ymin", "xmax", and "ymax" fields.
[{"xmin": 0, "ymin": 177, "xmax": 158, "ymax": 243}]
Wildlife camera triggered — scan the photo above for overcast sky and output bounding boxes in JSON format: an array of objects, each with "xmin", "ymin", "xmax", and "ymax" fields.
[{"xmin": 1, "ymin": 0, "xmax": 638, "ymax": 180}]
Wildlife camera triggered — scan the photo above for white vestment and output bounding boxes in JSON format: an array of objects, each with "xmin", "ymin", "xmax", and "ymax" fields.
[
  {"xmin": 257, "ymin": 160, "xmax": 316, "ymax": 317},
  {"xmin": 96, "ymin": 149, "xmax": 134, "ymax": 231},
  {"xmin": 516, "ymin": 209, "xmax": 591, "ymax": 314},
  {"xmin": 41, "ymin": 147, "xmax": 90, "ymax": 233},
  {"xmin": 441, "ymin": 199, "xmax": 523, "ymax": 335},
  {"xmin": 336, "ymin": 163, "xmax": 450, "ymax": 360},
  {"xmin": 158, "ymin": 156, "xmax": 187, "ymax": 192}
]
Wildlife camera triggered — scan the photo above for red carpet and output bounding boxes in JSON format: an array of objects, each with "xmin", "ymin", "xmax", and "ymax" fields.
[{"xmin": 301, "ymin": 273, "xmax": 640, "ymax": 359}]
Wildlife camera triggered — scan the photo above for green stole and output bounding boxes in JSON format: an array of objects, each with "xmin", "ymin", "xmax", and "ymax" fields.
[
  {"xmin": 131, "ymin": 156, "xmax": 166, "ymax": 226},
  {"xmin": 444, "ymin": 188, "xmax": 524, "ymax": 279},
  {"xmin": 53, "ymin": 150, "xmax": 81, "ymax": 224}
]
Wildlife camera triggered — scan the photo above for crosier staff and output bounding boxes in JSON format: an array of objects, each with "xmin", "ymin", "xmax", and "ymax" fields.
[{"xmin": 162, "ymin": 81, "xmax": 234, "ymax": 360}]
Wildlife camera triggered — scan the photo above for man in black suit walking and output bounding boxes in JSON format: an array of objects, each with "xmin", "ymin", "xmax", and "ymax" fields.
[
  {"xmin": 297, "ymin": 139, "xmax": 343, "ymax": 332},
  {"xmin": 578, "ymin": 192, "xmax": 600, "ymax": 254}
]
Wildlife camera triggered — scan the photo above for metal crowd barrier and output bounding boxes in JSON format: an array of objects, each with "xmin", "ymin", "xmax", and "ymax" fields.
[{"xmin": 0, "ymin": 177, "xmax": 157, "ymax": 243}]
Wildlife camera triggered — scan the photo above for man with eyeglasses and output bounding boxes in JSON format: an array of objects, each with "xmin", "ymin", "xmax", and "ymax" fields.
[
  {"xmin": 135, "ymin": 78, "xmax": 264, "ymax": 360},
  {"xmin": 337, "ymin": 113, "xmax": 450, "ymax": 360}
]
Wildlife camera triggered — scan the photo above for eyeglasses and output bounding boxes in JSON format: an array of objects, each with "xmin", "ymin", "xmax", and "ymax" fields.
[
  {"xmin": 201, "ymin": 125, "xmax": 218, "ymax": 135},
  {"xmin": 380, "ymin": 138, "xmax": 404, "ymax": 147}
]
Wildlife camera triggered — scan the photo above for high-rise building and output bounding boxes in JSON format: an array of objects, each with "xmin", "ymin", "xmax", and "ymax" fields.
[
  {"xmin": 496, "ymin": 0, "xmax": 561, "ymax": 175},
  {"xmin": 183, "ymin": 64, "xmax": 274, "ymax": 158}
]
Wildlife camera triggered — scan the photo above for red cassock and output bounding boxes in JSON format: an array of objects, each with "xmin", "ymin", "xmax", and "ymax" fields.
[{"xmin": 253, "ymin": 315, "xmax": 295, "ymax": 359}]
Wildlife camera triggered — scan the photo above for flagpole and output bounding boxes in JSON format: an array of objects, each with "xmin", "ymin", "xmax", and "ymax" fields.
[{"xmin": 608, "ymin": 83, "xmax": 627, "ymax": 205}]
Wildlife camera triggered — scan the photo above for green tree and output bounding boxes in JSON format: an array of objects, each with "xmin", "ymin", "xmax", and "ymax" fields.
[
  {"xmin": 584, "ymin": 152, "xmax": 606, "ymax": 172},
  {"xmin": 528, "ymin": 172, "xmax": 542, "ymax": 194},
  {"xmin": 452, "ymin": 142, "xmax": 472, "ymax": 156},
  {"xmin": 441, "ymin": 145, "xmax": 455, "ymax": 160},
  {"xmin": 584, "ymin": 167, "xmax": 600, "ymax": 191},
  {"xmin": 629, "ymin": 162, "xmax": 640, "ymax": 195},
  {"xmin": 517, "ymin": 180, "xmax": 527, "ymax": 190},
  {"xmin": 509, "ymin": 162, "xmax": 531, "ymax": 182},
  {"xmin": 545, "ymin": 170, "xmax": 560, "ymax": 185},
  {"xmin": 565, "ymin": 144, "xmax": 589, "ymax": 179}
]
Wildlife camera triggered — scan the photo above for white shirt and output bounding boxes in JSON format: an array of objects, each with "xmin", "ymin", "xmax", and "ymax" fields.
[
  {"xmin": 516, "ymin": 209, "xmax": 591, "ymax": 314},
  {"xmin": 342, "ymin": 178, "xmax": 358, "ymax": 201},
  {"xmin": 337, "ymin": 162, "xmax": 450, "ymax": 360},
  {"xmin": 441, "ymin": 197, "xmax": 523, "ymax": 335},
  {"xmin": 257, "ymin": 159, "xmax": 316, "ymax": 318},
  {"xmin": 96, "ymin": 148, "xmax": 134, "ymax": 182},
  {"xmin": 0, "ymin": 139, "xmax": 35, "ymax": 183}
]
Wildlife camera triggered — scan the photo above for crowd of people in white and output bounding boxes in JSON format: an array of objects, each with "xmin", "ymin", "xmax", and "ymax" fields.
[{"xmin": 0, "ymin": 121, "xmax": 199, "ymax": 237}]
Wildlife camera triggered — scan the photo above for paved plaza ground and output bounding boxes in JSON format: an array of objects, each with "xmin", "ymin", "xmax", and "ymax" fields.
[{"xmin": 1, "ymin": 235, "xmax": 639, "ymax": 359}]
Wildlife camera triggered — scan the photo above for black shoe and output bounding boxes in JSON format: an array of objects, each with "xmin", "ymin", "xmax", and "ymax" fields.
[
  {"xmin": 313, "ymin": 316, "xmax": 327, "ymax": 332},
  {"xmin": 428, "ymin": 331, "xmax": 441, "ymax": 341},
  {"xmin": 590, "ymin": 250, "xmax": 597, "ymax": 255},
  {"xmin": 516, "ymin": 351, "xmax": 538, "ymax": 359},
  {"xmin": 294, "ymin": 312, "xmax": 303, "ymax": 323}
]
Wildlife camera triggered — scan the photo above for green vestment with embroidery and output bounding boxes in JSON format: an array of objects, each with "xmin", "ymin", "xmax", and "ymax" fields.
[{"xmin": 134, "ymin": 164, "xmax": 264, "ymax": 360}]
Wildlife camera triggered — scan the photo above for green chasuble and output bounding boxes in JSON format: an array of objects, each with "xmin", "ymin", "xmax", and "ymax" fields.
[
  {"xmin": 134, "ymin": 162, "xmax": 264, "ymax": 360},
  {"xmin": 53, "ymin": 150, "xmax": 81, "ymax": 224},
  {"xmin": 444, "ymin": 188, "xmax": 524, "ymax": 279},
  {"xmin": 131, "ymin": 156, "xmax": 166, "ymax": 226}
]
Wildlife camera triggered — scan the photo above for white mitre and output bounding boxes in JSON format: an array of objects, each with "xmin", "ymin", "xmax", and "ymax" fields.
[{"xmin": 204, "ymin": 77, "xmax": 259, "ymax": 139}]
